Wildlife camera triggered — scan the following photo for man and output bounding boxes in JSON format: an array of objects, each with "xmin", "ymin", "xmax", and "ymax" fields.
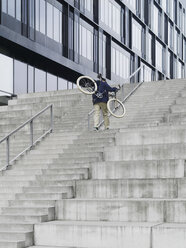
[{"xmin": 92, "ymin": 73, "xmax": 118, "ymax": 130}]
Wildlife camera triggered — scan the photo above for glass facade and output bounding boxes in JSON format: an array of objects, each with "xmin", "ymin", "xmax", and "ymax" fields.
[
  {"xmin": 79, "ymin": 19, "xmax": 94, "ymax": 61},
  {"xmin": 132, "ymin": 18, "xmax": 142, "ymax": 55},
  {"xmin": 100, "ymin": 0, "xmax": 121, "ymax": 36},
  {"xmin": 0, "ymin": 0, "xmax": 185, "ymax": 96},
  {"xmin": 111, "ymin": 41, "xmax": 130, "ymax": 80}
]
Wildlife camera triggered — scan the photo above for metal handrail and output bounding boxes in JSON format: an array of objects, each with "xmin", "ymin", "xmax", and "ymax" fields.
[
  {"xmin": 0, "ymin": 90, "xmax": 17, "ymax": 97},
  {"xmin": 88, "ymin": 65, "xmax": 145, "ymax": 130},
  {"xmin": 0, "ymin": 104, "xmax": 53, "ymax": 171}
]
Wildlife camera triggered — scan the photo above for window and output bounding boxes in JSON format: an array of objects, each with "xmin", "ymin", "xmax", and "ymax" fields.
[
  {"xmin": 178, "ymin": 4, "xmax": 182, "ymax": 31},
  {"xmin": 99, "ymin": 34, "xmax": 107, "ymax": 72},
  {"xmin": 156, "ymin": 40, "xmax": 163, "ymax": 71},
  {"xmin": 36, "ymin": 0, "xmax": 46, "ymax": 34},
  {"xmin": 111, "ymin": 42, "xmax": 130, "ymax": 79},
  {"xmin": 29, "ymin": 0, "xmax": 35, "ymax": 29},
  {"xmin": 0, "ymin": 54, "xmax": 13, "ymax": 94},
  {"xmin": 28, "ymin": 65, "xmax": 34, "ymax": 93},
  {"xmin": 47, "ymin": 73, "xmax": 57, "ymax": 91},
  {"xmin": 8, "ymin": 0, "xmax": 15, "ymax": 18},
  {"xmin": 79, "ymin": 19, "xmax": 93, "ymax": 61},
  {"xmin": 167, "ymin": 0, "xmax": 174, "ymax": 19},
  {"xmin": 153, "ymin": 5, "xmax": 159, "ymax": 36},
  {"xmin": 47, "ymin": 3, "xmax": 53, "ymax": 39},
  {"xmin": 80, "ymin": 0, "xmax": 93, "ymax": 14},
  {"xmin": 167, "ymin": 51, "xmax": 171, "ymax": 78},
  {"xmin": 100, "ymin": 0, "xmax": 121, "ymax": 36},
  {"xmin": 16, "ymin": 0, "xmax": 21, "ymax": 21},
  {"xmin": 162, "ymin": 0, "xmax": 167, "ymax": 13},
  {"xmin": 142, "ymin": 64, "xmax": 152, "ymax": 82},
  {"xmin": 46, "ymin": 3, "xmax": 62, "ymax": 43},
  {"xmin": 132, "ymin": 18, "xmax": 142, "ymax": 55},
  {"xmin": 35, "ymin": 69, "xmax": 46, "ymax": 92},
  {"xmin": 177, "ymin": 60, "xmax": 182, "ymax": 78},
  {"xmin": 147, "ymin": 32, "xmax": 152, "ymax": 63},
  {"xmin": 174, "ymin": 29, "xmax": 178, "ymax": 54},
  {"xmin": 183, "ymin": 10, "xmax": 186, "ymax": 36},
  {"xmin": 152, "ymin": 5, "xmax": 162, "ymax": 38},
  {"xmin": 168, "ymin": 22, "xmax": 174, "ymax": 50},
  {"xmin": 2, "ymin": 0, "xmax": 21, "ymax": 21},
  {"xmin": 14, "ymin": 60, "xmax": 27, "ymax": 94},
  {"xmin": 58, "ymin": 78, "xmax": 68, "ymax": 90}
]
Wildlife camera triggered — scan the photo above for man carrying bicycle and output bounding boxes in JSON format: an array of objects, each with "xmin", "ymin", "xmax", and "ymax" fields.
[{"xmin": 92, "ymin": 73, "xmax": 118, "ymax": 131}]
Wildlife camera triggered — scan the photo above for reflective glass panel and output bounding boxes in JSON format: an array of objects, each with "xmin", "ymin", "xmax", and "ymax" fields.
[
  {"xmin": 2, "ymin": 0, "xmax": 7, "ymax": 13},
  {"xmin": 8, "ymin": 0, "xmax": 15, "ymax": 17},
  {"xmin": 0, "ymin": 54, "xmax": 13, "ymax": 94},
  {"xmin": 28, "ymin": 65, "xmax": 34, "ymax": 93},
  {"xmin": 40, "ymin": 0, "xmax": 46, "ymax": 34},
  {"xmin": 16, "ymin": 0, "xmax": 21, "ymax": 21},
  {"xmin": 47, "ymin": 73, "xmax": 57, "ymax": 91},
  {"xmin": 54, "ymin": 8, "xmax": 60, "ymax": 42},
  {"xmin": 36, "ymin": 0, "xmax": 39, "ymax": 31},
  {"xmin": 35, "ymin": 68, "xmax": 46, "ymax": 92},
  {"xmin": 58, "ymin": 78, "xmax": 68, "ymax": 90},
  {"xmin": 14, "ymin": 60, "xmax": 27, "ymax": 94},
  {"xmin": 47, "ymin": 3, "xmax": 53, "ymax": 38}
]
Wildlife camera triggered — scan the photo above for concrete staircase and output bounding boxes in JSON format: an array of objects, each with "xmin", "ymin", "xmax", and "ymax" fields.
[{"xmin": 0, "ymin": 79, "xmax": 186, "ymax": 248}]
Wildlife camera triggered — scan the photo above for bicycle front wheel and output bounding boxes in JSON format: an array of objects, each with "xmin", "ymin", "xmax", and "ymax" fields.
[
  {"xmin": 76, "ymin": 76, "xmax": 97, "ymax": 95},
  {"xmin": 107, "ymin": 98, "xmax": 126, "ymax": 118}
]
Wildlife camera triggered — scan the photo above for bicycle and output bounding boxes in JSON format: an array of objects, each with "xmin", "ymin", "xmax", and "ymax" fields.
[{"xmin": 76, "ymin": 75, "xmax": 126, "ymax": 118}]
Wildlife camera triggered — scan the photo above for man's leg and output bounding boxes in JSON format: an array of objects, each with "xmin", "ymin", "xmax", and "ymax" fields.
[
  {"xmin": 100, "ymin": 102, "xmax": 109, "ymax": 129},
  {"xmin": 94, "ymin": 104, "xmax": 101, "ymax": 128}
]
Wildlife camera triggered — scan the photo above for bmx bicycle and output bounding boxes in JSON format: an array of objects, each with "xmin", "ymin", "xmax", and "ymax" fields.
[{"xmin": 76, "ymin": 75, "xmax": 126, "ymax": 118}]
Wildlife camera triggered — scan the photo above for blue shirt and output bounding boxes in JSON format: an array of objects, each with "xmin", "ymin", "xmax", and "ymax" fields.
[{"xmin": 92, "ymin": 80, "xmax": 117, "ymax": 105}]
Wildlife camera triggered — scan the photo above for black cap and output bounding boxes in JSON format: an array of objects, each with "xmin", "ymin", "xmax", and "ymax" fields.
[{"xmin": 97, "ymin": 73, "xmax": 102, "ymax": 79}]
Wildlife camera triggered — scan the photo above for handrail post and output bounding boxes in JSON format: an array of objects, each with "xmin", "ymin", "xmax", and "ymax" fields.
[
  {"xmin": 121, "ymin": 84, "xmax": 124, "ymax": 100},
  {"xmin": 88, "ymin": 114, "xmax": 90, "ymax": 131},
  {"xmin": 143, "ymin": 65, "xmax": 145, "ymax": 82},
  {"xmin": 6, "ymin": 137, "xmax": 10, "ymax": 167},
  {"xmin": 30, "ymin": 120, "xmax": 33, "ymax": 147},
  {"xmin": 50, "ymin": 105, "xmax": 53, "ymax": 132}
]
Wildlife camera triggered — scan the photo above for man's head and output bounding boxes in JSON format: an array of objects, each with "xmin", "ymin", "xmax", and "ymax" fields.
[{"xmin": 97, "ymin": 73, "xmax": 102, "ymax": 80}]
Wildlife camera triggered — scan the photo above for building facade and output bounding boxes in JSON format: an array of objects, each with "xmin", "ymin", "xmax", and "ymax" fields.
[{"xmin": 0, "ymin": 0, "xmax": 185, "ymax": 96}]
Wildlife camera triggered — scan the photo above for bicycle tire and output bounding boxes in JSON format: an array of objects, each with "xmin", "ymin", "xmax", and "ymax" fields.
[
  {"xmin": 107, "ymin": 98, "xmax": 126, "ymax": 118},
  {"xmin": 76, "ymin": 76, "xmax": 97, "ymax": 95}
]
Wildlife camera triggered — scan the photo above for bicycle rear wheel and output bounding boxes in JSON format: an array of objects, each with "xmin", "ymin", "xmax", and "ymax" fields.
[
  {"xmin": 76, "ymin": 76, "xmax": 97, "ymax": 95},
  {"xmin": 107, "ymin": 98, "xmax": 126, "ymax": 118}
]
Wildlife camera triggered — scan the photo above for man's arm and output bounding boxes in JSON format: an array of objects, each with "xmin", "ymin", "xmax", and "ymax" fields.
[{"xmin": 105, "ymin": 82, "xmax": 118, "ymax": 92}]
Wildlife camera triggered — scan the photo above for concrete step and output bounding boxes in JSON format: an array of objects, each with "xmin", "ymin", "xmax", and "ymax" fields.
[
  {"xmin": 0, "ymin": 214, "xmax": 48, "ymax": 223},
  {"xmin": 0, "ymin": 240, "xmax": 25, "ymax": 248},
  {"xmin": 34, "ymin": 221, "xmax": 186, "ymax": 248},
  {"xmin": 7, "ymin": 168, "xmax": 89, "ymax": 177},
  {"xmin": 23, "ymin": 186, "xmax": 74, "ymax": 194},
  {"xmin": 15, "ymin": 192, "xmax": 73, "ymax": 200},
  {"xmin": 0, "ymin": 187, "xmax": 23, "ymax": 193},
  {"xmin": 0, "ymin": 231, "xmax": 33, "ymax": 246},
  {"xmin": 1, "ymin": 207, "xmax": 55, "ymax": 221},
  {"xmin": 104, "ymin": 143, "xmax": 186, "ymax": 161},
  {"xmin": 76, "ymin": 179, "xmax": 178, "ymax": 199},
  {"xmin": 90, "ymin": 159, "xmax": 184, "ymax": 179},
  {"xmin": 171, "ymin": 104, "xmax": 186, "ymax": 113},
  {"xmin": 33, "ymin": 220, "xmax": 159, "ymax": 248},
  {"xmin": 0, "ymin": 223, "xmax": 33, "ymax": 232},
  {"xmin": 36, "ymin": 173, "xmax": 86, "ymax": 180},
  {"xmin": 175, "ymin": 97, "xmax": 186, "ymax": 104},
  {"xmin": 29, "ymin": 180, "xmax": 75, "ymax": 187},
  {"xmin": 9, "ymin": 200, "xmax": 55, "ymax": 208},
  {"xmin": 56, "ymin": 198, "xmax": 186, "ymax": 223},
  {"xmin": 115, "ymin": 128, "xmax": 186, "ymax": 145}
]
